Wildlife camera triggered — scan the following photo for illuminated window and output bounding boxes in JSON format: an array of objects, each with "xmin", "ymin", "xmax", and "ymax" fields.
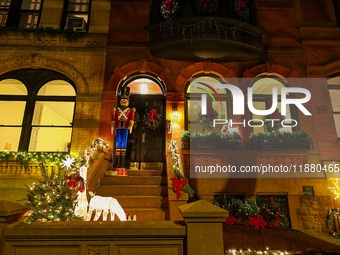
[
  {"xmin": 127, "ymin": 78, "xmax": 163, "ymax": 95},
  {"xmin": 0, "ymin": 70, "xmax": 76, "ymax": 152},
  {"xmin": 185, "ymin": 75, "xmax": 230, "ymax": 132},
  {"xmin": 0, "ymin": 0, "xmax": 43, "ymax": 28},
  {"xmin": 0, "ymin": 79, "xmax": 27, "ymax": 151},
  {"xmin": 251, "ymin": 77, "xmax": 294, "ymax": 134},
  {"xmin": 63, "ymin": 0, "xmax": 91, "ymax": 31},
  {"xmin": 328, "ymin": 76, "xmax": 340, "ymax": 138},
  {"xmin": 0, "ymin": 0, "xmax": 11, "ymax": 27}
]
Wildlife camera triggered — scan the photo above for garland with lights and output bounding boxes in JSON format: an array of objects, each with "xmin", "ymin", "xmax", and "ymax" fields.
[
  {"xmin": 80, "ymin": 138, "xmax": 109, "ymax": 167},
  {"xmin": 329, "ymin": 178, "xmax": 340, "ymax": 200},
  {"xmin": 143, "ymin": 109, "xmax": 162, "ymax": 130},
  {"xmin": 225, "ymin": 250, "xmax": 293, "ymax": 255},
  {"xmin": 0, "ymin": 151, "xmax": 74, "ymax": 173},
  {"xmin": 160, "ymin": 0, "xmax": 180, "ymax": 20},
  {"xmin": 160, "ymin": 16, "xmax": 246, "ymax": 43},
  {"xmin": 194, "ymin": 0, "xmax": 219, "ymax": 16},
  {"xmin": 169, "ymin": 140, "xmax": 194, "ymax": 198}
]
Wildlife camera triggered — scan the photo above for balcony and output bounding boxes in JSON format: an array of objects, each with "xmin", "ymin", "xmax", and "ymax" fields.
[{"xmin": 147, "ymin": 0, "xmax": 264, "ymax": 61}]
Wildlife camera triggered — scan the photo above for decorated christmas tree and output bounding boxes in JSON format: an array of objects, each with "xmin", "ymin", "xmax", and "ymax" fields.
[{"xmin": 24, "ymin": 156, "xmax": 84, "ymax": 223}]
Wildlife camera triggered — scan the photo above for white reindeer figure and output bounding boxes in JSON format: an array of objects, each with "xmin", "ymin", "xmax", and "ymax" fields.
[
  {"xmin": 221, "ymin": 122, "xmax": 239, "ymax": 134},
  {"xmin": 85, "ymin": 192, "xmax": 127, "ymax": 221}
]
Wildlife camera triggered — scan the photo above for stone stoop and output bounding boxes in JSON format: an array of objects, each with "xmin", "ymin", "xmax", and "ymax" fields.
[{"xmin": 95, "ymin": 170, "xmax": 169, "ymax": 221}]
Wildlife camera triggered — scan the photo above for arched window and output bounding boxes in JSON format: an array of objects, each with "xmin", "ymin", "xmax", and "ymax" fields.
[
  {"xmin": 185, "ymin": 75, "xmax": 230, "ymax": 132},
  {"xmin": 251, "ymin": 77, "xmax": 294, "ymax": 134},
  {"xmin": 0, "ymin": 70, "xmax": 76, "ymax": 152},
  {"xmin": 328, "ymin": 75, "xmax": 340, "ymax": 138}
]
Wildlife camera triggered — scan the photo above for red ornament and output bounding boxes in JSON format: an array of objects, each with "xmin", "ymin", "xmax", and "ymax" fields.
[{"xmin": 225, "ymin": 215, "xmax": 236, "ymax": 225}]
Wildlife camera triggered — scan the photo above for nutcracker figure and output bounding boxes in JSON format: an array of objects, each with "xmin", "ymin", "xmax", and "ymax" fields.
[{"xmin": 110, "ymin": 87, "xmax": 136, "ymax": 176}]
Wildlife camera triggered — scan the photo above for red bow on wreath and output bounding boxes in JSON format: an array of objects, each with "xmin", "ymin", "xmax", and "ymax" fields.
[
  {"xmin": 249, "ymin": 216, "xmax": 268, "ymax": 229},
  {"xmin": 273, "ymin": 108, "xmax": 281, "ymax": 120},
  {"xmin": 171, "ymin": 177, "xmax": 187, "ymax": 199},
  {"xmin": 66, "ymin": 175, "xmax": 85, "ymax": 193},
  {"xmin": 164, "ymin": 0, "xmax": 174, "ymax": 11},
  {"xmin": 237, "ymin": 0, "xmax": 247, "ymax": 13},
  {"xmin": 198, "ymin": 0, "xmax": 212, "ymax": 8},
  {"xmin": 225, "ymin": 215, "xmax": 236, "ymax": 225},
  {"xmin": 150, "ymin": 109, "xmax": 158, "ymax": 123}
]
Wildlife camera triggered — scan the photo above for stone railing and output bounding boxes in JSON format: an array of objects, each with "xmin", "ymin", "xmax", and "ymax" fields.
[{"xmin": 0, "ymin": 161, "xmax": 56, "ymax": 178}]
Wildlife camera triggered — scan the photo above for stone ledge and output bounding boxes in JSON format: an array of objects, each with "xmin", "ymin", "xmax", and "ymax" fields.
[{"xmin": 4, "ymin": 221, "xmax": 186, "ymax": 238}]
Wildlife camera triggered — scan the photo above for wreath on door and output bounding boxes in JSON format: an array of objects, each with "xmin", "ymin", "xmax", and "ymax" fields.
[{"xmin": 143, "ymin": 109, "xmax": 162, "ymax": 130}]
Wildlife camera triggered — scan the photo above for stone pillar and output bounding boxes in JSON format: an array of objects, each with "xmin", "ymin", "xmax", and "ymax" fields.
[
  {"xmin": 0, "ymin": 200, "xmax": 29, "ymax": 255},
  {"xmin": 179, "ymin": 200, "xmax": 228, "ymax": 255}
]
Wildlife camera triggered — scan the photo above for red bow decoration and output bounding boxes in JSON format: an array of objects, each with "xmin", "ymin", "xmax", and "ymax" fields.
[
  {"xmin": 225, "ymin": 215, "xmax": 236, "ymax": 225},
  {"xmin": 237, "ymin": 0, "xmax": 247, "ymax": 13},
  {"xmin": 149, "ymin": 109, "xmax": 158, "ymax": 123},
  {"xmin": 270, "ymin": 196, "xmax": 274, "ymax": 205},
  {"xmin": 164, "ymin": 0, "xmax": 174, "ymax": 11},
  {"xmin": 249, "ymin": 216, "xmax": 268, "ymax": 229},
  {"xmin": 66, "ymin": 174, "xmax": 85, "ymax": 193},
  {"xmin": 198, "ymin": 0, "xmax": 212, "ymax": 8},
  {"xmin": 273, "ymin": 108, "xmax": 281, "ymax": 120},
  {"xmin": 171, "ymin": 177, "xmax": 187, "ymax": 199}
]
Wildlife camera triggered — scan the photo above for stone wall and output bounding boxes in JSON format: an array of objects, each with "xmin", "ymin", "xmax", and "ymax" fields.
[{"xmin": 296, "ymin": 196, "xmax": 332, "ymax": 233}]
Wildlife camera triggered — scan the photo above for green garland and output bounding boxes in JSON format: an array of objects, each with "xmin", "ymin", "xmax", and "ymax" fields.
[
  {"xmin": 0, "ymin": 151, "xmax": 77, "ymax": 173},
  {"xmin": 225, "ymin": 251, "xmax": 293, "ymax": 255},
  {"xmin": 327, "ymin": 208, "xmax": 340, "ymax": 229},
  {"xmin": 169, "ymin": 140, "xmax": 194, "ymax": 197},
  {"xmin": 0, "ymin": 26, "xmax": 84, "ymax": 42}
]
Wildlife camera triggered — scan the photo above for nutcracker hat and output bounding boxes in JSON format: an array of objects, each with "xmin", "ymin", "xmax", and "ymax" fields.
[{"xmin": 121, "ymin": 87, "xmax": 131, "ymax": 99}]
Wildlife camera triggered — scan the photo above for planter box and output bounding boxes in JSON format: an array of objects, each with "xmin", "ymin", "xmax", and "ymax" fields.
[
  {"xmin": 184, "ymin": 138, "xmax": 241, "ymax": 150},
  {"xmin": 251, "ymin": 138, "xmax": 313, "ymax": 150}
]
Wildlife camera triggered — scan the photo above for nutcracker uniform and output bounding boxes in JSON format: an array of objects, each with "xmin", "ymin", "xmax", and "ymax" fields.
[{"xmin": 110, "ymin": 87, "xmax": 136, "ymax": 176}]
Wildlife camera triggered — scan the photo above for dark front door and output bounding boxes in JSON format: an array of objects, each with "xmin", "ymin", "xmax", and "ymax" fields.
[{"xmin": 126, "ymin": 95, "xmax": 165, "ymax": 168}]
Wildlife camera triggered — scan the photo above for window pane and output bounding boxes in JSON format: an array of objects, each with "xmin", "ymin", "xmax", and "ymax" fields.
[
  {"xmin": 330, "ymin": 89, "xmax": 340, "ymax": 111},
  {"xmin": 0, "ymin": 127, "xmax": 21, "ymax": 151},
  {"xmin": 187, "ymin": 76, "xmax": 225, "ymax": 94},
  {"xmin": 0, "ymin": 79, "xmax": 27, "ymax": 95},
  {"xmin": 37, "ymin": 80, "xmax": 76, "ymax": 96},
  {"xmin": 19, "ymin": 12, "xmax": 39, "ymax": 29},
  {"xmin": 29, "ymin": 127, "xmax": 72, "ymax": 151},
  {"xmin": 333, "ymin": 114, "xmax": 340, "ymax": 138},
  {"xmin": 32, "ymin": 101, "xmax": 75, "ymax": 126},
  {"xmin": 128, "ymin": 78, "xmax": 163, "ymax": 95},
  {"xmin": 188, "ymin": 99, "xmax": 200, "ymax": 122},
  {"xmin": 21, "ymin": 0, "xmax": 41, "ymax": 10},
  {"xmin": 327, "ymin": 77, "xmax": 340, "ymax": 85},
  {"xmin": 67, "ymin": 3, "xmax": 89, "ymax": 12},
  {"xmin": 252, "ymin": 78, "xmax": 286, "ymax": 95},
  {"xmin": 0, "ymin": 101, "xmax": 26, "ymax": 125}
]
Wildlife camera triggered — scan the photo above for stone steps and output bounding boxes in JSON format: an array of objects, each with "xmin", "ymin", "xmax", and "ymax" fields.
[
  {"xmin": 95, "ymin": 168, "xmax": 169, "ymax": 221},
  {"xmin": 100, "ymin": 176, "xmax": 167, "ymax": 186},
  {"xmin": 96, "ymin": 185, "xmax": 168, "ymax": 196},
  {"xmin": 114, "ymin": 195, "xmax": 168, "ymax": 208},
  {"xmin": 128, "ymin": 170, "xmax": 164, "ymax": 177}
]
